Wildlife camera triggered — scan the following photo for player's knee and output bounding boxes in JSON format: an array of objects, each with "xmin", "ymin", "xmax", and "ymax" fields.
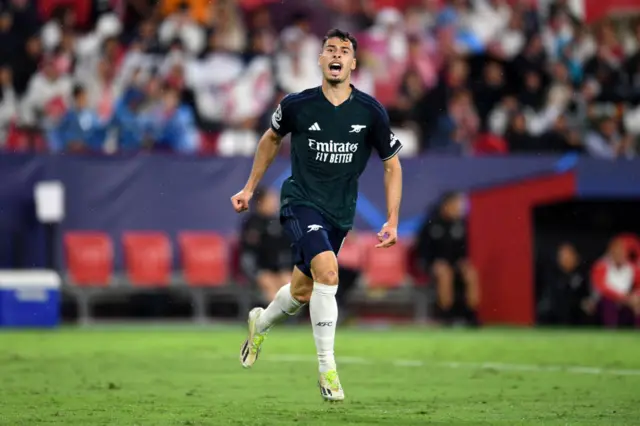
[
  {"xmin": 312, "ymin": 268, "xmax": 339, "ymax": 286},
  {"xmin": 310, "ymin": 251, "xmax": 339, "ymax": 286}
]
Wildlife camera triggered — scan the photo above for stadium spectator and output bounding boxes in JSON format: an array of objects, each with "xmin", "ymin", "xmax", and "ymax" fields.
[
  {"xmin": 504, "ymin": 111, "xmax": 538, "ymax": 153},
  {"xmin": 20, "ymin": 56, "xmax": 72, "ymax": 128},
  {"xmin": 430, "ymin": 89, "xmax": 479, "ymax": 155},
  {"xmin": 489, "ymin": 11, "xmax": 525, "ymax": 60},
  {"xmin": 224, "ymin": 30, "xmax": 275, "ymax": 129},
  {"xmin": 146, "ymin": 84, "xmax": 199, "ymax": 153},
  {"xmin": 158, "ymin": 2, "xmax": 206, "ymax": 56},
  {"xmin": 80, "ymin": 57, "xmax": 121, "ymax": 121},
  {"xmin": 547, "ymin": 115, "xmax": 583, "ymax": 153},
  {"xmin": 275, "ymin": 12, "xmax": 322, "ymax": 94},
  {"xmin": 47, "ymin": 84, "xmax": 106, "ymax": 153},
  {"xmin": 209, "ymin": 0, "xmax": 247, "ymax": 53},
  {"xmin": 584, "ymin": 116, "xmax": 636, "ymax": 159},
  {"xmin": 472, "ymin": 60, "xmax": 507, "ymax": 129},
  {"xmin": 7, "ymin": 0, "xmax": 39, "ymax": 41},
  {"xmin": 246, "ymin": 6, "xmax": 277, "ymax": 55},
  {"xmin": 388, "ymin": 67, "xmax": 427, "ymax": 126},
  {"xmin": 592, "ymin": 238, "xmax": 640, "ymax": 328},
  {"xmin": 239, "ymin": 187, "xmax": 292, "ymax": 302},
  {"xmin": 488, "ymin": 94, "xmax": 519, "ymax": 136},
  {"xmin": 538, "ymin": 243, "xmax": 595, "ymax": 326},
  {"xmin": 12, "ymin": 35, "xmax": 43, "ymax": 97},
  {"xmin": 0, "ymin": 67, "xmax": 17, "ymax": 146},
  {"xmin": 0, "ymin": 9, "xmax": 19, "ymax": 67},
  {"xmin": 415, "ymin": 57, "xmax": 469, "ymax": 148},
  {"xmin": 416, "ymin": 191, "xmax": 479, "ymax": 326},
  {"xmin": 188, "ymin": 28, "xmax": 244, "ymax": 131},
  {"xmin": 41, "ymin": 6, "xmax": 76, "ymax": 53},
  {"xmin": 110, "ymin": 86, "xmax": 148, "ymax": 151}
]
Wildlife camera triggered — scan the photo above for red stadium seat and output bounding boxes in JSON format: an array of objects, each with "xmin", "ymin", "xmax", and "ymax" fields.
[
  {"xmin": 122, "ymin": 232, "xmax": 172, "ymax": 287},
  {"xmin": 179, "ymin": 232, "xmax": 229, "ymax": 286},
  {"xmin": 337, "ymin": 233, "xmax": 363, "ymax": 271},
  {"xmin": 361, "ymin": 233, "xmax": 408, "ymax": 288},
  {"xmin": 64, "ymin": 232, "xmax": 113, "ymax": 286}
]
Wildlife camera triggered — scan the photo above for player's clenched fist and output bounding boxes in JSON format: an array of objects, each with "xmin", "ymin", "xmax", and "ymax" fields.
[
  {"xmin": 231, "ymin": 189, "xmax": 253, "ymax": 213},
  {"xmin": 376, "ymin": 222, "xmax": 398, "ymax": 248}
]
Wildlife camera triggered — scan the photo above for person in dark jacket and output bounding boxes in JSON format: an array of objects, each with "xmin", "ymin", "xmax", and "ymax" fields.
[
  {"xmin": 537, "ymin": 243, "xmax": 595, "ymax": 326},
  {"xmin": 239, "ymin": 187, "xmax": 292, "ymax": 302},
  {"xmin": 416, "ymin": 191, "xmax": 480, "ymax": 326}
]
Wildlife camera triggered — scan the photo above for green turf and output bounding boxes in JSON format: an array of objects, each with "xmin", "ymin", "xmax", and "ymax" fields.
[{"xmin": 1, "ymin": 326, "xmax": 639, "ymax": 425}]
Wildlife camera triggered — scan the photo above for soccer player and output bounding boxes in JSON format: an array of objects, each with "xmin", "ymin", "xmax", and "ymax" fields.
[{"xmin": 231, "ymin": 29, "xmax": 403, "ymax": 401}]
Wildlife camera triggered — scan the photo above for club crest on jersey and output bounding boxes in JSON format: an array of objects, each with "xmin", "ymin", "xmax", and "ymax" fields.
[
  {"xmin": 271, "ymin": 104, "xmax": 282, "ymax": 129},
  {"xmin": 308, "ymin": 138, "xmax": 358, "ymax": 164},
  {"xmin": 349, "ymin": 125, "xmax": 367, "ymax": 133},
  {"xmin": 390, "ymin": 132, "xmax": 399, "ymax": 147}
]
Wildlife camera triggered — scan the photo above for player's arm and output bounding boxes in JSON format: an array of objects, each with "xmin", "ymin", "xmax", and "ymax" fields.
[
  {"xmin": 231, "ymin": 98, "xmax": 293, "ymax": 212},
  {"xmin": 368, "ymin": 105, "xmax": 403, "ymax": 248},
  {"xmin": 382, "ymin": 155, "xmax": 402, "ymax": 231},
  {"xmin": 244, "ymin": 128, "xmax": 283, "ymax": 194}
]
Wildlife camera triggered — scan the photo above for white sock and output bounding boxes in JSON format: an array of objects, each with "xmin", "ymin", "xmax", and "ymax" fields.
[
  {"xmin": 256, "ymin": 283, "xmax": 303, "ymax": 333},
  {"xmin": 310, "ymin": 282, "xmax": 339, "ymax": 373}
]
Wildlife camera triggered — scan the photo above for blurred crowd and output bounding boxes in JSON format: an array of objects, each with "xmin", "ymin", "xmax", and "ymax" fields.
[{"xmin": 0, "ymin": 0, "xmax": 639, "ymax": 157}]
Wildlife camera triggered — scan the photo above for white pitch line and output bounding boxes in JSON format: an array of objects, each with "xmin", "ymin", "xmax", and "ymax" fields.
[{"xmin": 259, "ymin": 354, "xmax": 640, "ymax": 377}]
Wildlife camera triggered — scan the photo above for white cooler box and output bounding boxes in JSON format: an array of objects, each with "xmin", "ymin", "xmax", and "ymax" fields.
[{"xmin": 0, "ymin": 271, "xmax": 61, "ymax": 328}]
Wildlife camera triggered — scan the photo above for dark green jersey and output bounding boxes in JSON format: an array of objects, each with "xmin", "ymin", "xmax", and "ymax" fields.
[{"xmin": 270, "ymin": 85, "xmax": 403, "ymax": 230}]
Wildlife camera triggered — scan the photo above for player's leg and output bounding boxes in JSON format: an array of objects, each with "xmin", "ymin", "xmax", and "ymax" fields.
[
  {"xmin": 308, "ymin": 250, "xmax": 345, "ymax": 401},
  {"xmin": 240, "ymin": 208, "xmax": 312, "ymax": 368},
  {"xmin": 308, "ymin": 227, "xmax": 351, "ymax": 401},
  {"xmin": 240, "ymin": 268, "xmax": 309, "ymax": 368},
  {"xmin": 309, "ymin": 251, "xmax": 340, "ymax": 372},
  {"xmin": 256, "ymin": 266, "xmax": 312, "ymax": 332}
]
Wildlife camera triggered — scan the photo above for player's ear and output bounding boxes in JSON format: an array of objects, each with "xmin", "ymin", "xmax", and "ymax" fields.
[{"xmin": 351, "ymin": 58, "xmax": 357, "ymax": 71}]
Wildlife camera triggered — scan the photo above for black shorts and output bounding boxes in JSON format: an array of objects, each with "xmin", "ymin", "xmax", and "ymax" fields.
[{"xmin": 280, "ymin": 204, "xmax": 348, "ymax": 278}]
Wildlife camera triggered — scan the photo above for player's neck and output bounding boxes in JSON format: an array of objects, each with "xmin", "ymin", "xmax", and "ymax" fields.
[{"xmin": 321, "ymin": 80, "xmax": 352, "ymax": 107}]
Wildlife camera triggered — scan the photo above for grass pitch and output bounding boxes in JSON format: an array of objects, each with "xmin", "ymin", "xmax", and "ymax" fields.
[{"xmin": 1, "ymin": 326, "xmax": 639, "ymax": 425}]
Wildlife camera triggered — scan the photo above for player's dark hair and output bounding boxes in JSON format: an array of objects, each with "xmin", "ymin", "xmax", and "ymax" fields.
[{"xmin": 323, "ymin": 29, "xmax": 358, "ymax": 53}]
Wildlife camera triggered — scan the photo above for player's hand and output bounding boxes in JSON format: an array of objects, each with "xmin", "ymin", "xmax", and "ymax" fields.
[
  {"xmin": 375, "ymin": 222, "xmax": 397, "ymax": 248},
  {"xmin": 231, "ymin": 189, "xmax": 253, "ymax": 213}
]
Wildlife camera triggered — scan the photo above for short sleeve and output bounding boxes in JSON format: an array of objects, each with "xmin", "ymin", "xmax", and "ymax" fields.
[
  {"xmin": 270, "ymin": 95, "xmax": 296, "ymax": 137},
  {"xmin": 368, "ymin": 104, "xmax": 403, "ymax": 161}
]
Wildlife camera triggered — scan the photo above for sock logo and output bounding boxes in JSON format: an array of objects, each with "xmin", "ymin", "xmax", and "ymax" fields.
[{"xmin": 315, "ymin": 321, "xmax": 333, "ymax": 327}]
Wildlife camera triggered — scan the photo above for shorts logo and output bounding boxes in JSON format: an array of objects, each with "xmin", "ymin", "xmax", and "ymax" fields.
[
  {"xmin": 349, "ymin": 125, "xmax": 367, "ymax": 133},
  {"xmin": 307, "ymin": 224, "xmax": 323, "ymax": 232},
  {"xmin": 308, "ymin": 138, "xmax": 358, "ymax": 164}
]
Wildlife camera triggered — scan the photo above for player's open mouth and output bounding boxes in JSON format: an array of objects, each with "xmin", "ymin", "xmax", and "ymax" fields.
[{"xmin": 329, "ymin": 62, "xmax": 342, "ymax": 77}]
